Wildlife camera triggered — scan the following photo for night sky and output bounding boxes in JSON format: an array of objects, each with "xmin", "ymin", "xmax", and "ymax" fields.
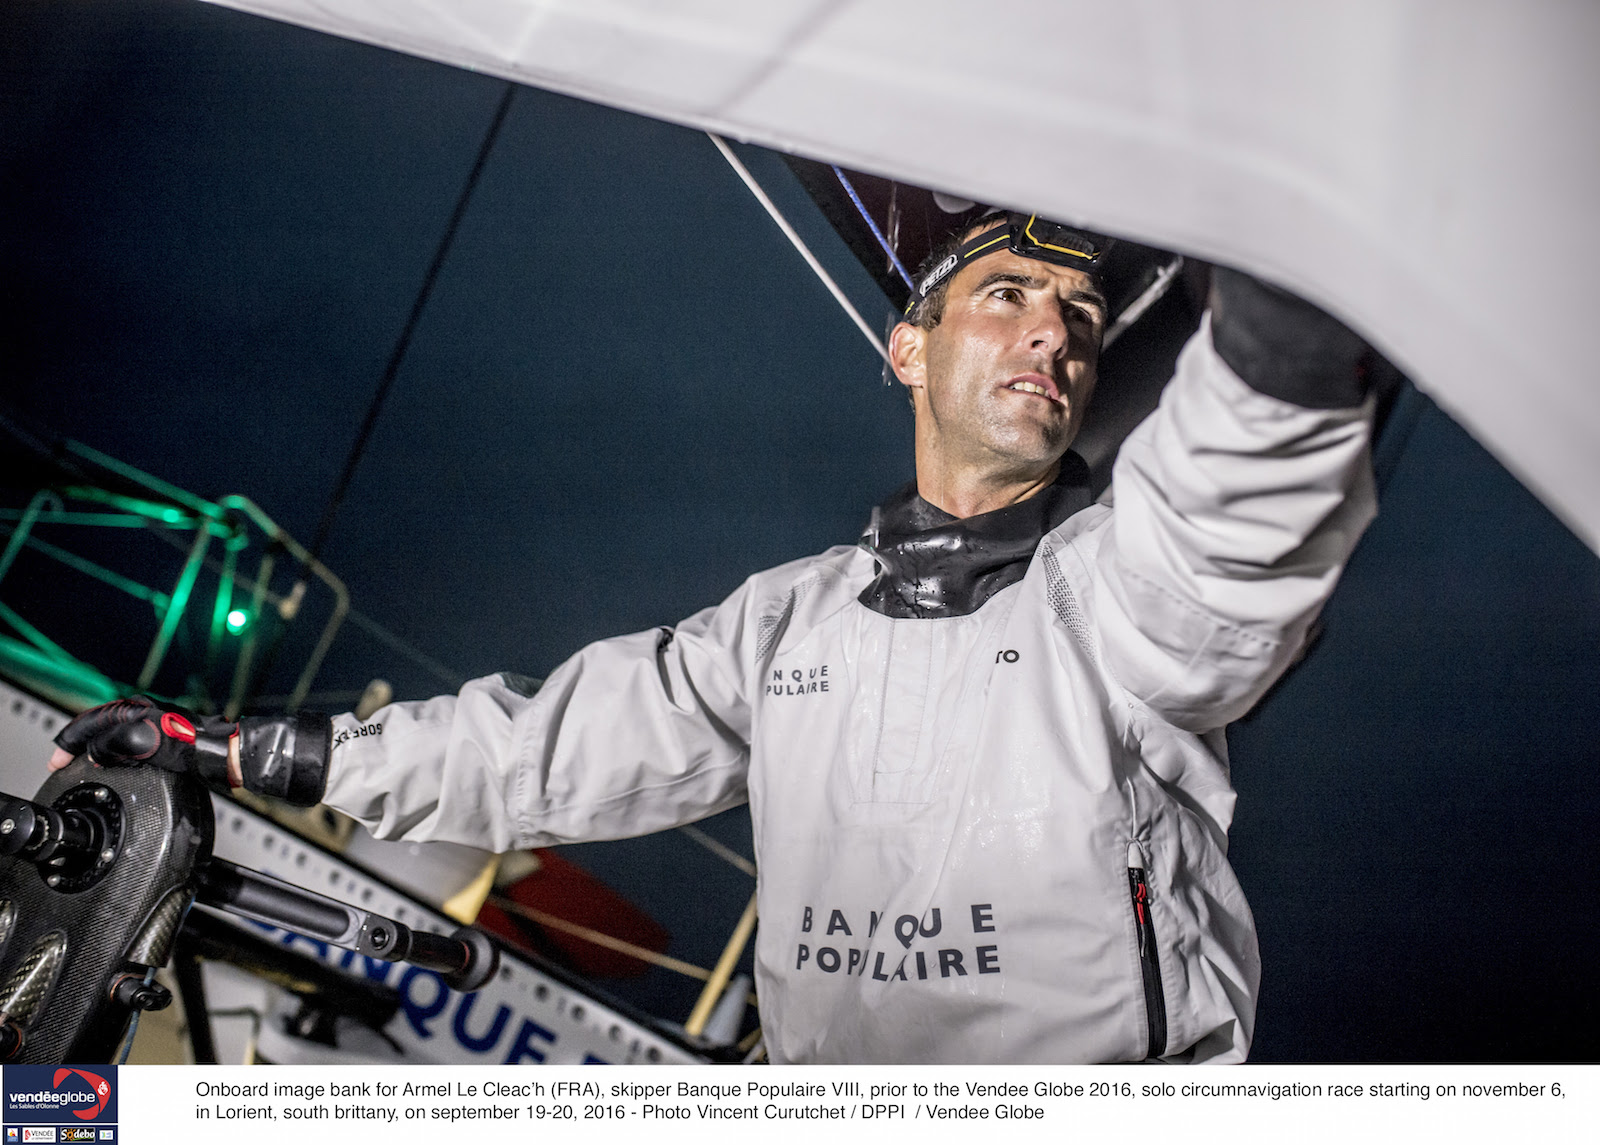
[{"xmin": 3, "ymin": 0, "xmax": 1596, "ymax": 1060}]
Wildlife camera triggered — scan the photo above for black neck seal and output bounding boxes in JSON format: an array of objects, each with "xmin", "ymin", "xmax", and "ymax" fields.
[{"xmin": 857, "ymin": 454, "xmax": 1092, "ymax": 619}]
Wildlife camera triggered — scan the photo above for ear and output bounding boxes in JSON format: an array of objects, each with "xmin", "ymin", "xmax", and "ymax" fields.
[{"xmin": 888, "ymin": 321, "xmax": 927, "ymax": 392}]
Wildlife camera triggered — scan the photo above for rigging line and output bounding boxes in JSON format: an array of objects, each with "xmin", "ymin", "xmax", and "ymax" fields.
[
  {"xmin": 707, "ymin": 133, "xmax": 892, "ymax": 367},
  {"xmin": 677, "ymin": 824, "xmax": 757, "ymax": 877},
  {"xmin": 302, "ymin": 82, "xmax": 519, "ymax": 580},
  {"xmin": 831, "ymin": 165, "xmax": 913, "ymax": 289},
  {"xmin": 239, "ymin": 83, "xmax": 516, "ymax": 713},
  {"xmin": 488, "ymin": 895, "xmax": 714, "ymax": 982},
  {"xmin": 1102, "ymin": 255, "xmax": 1184, "ymax": 351},
  {"xmin": 341, "ymin": 607, "xmax": 469, "ymax": 689},
  {"xmin": 142, "ymin": 523, "xmax": 469, "ymax": 690},
  {"xmin": 685, "ymin": 891, "xmax": 758, "ymax": 1037}
]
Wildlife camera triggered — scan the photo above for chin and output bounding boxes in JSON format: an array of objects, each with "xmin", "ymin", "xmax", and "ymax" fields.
[
  {"xmin": 988, "ymin": 438, "xmax": 1068, "ymax": 471},
  {"xmin": 997, "ymin": 420, "xmax": 1070, "ymax": 459}
]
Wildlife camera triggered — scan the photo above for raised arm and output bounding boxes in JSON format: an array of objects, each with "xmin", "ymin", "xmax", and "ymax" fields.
[{"xmin": 1091, "ymin": 269, "xmax": 1380, "ymax": 731}]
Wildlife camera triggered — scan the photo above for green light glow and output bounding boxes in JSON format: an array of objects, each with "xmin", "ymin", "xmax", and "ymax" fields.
[{"xmin": 225, "ymin": 609, "xmax": 250, "ymax": 634}]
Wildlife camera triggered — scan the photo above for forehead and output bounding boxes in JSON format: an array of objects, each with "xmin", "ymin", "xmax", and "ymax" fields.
[{"xmin": 947, "ymin": 245, "xmax": 1102, "ymax": 301}]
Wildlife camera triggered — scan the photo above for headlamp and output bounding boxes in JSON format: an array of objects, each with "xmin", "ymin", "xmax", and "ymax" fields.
[{"xmin": 904, "ymin": 212, "xmax": 1112, "ymax": 316}]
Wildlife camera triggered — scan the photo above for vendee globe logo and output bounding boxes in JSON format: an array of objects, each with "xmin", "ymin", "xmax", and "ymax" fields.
[
  {"xmin": 4, "ymin": 1066, "xmax": 117, "ymax": 1126},
  {"xmin": 52, "ymin": 1074, "xmax": 109, "ymax": 1122}
]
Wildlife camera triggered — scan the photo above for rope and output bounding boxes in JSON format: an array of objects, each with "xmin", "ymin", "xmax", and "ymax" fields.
[
  {"xmin": 707, "ymin": 134, "xmax": 891, "ymax": 367},
  {"xmin": 303, "ymin": 83, "xmax": 519, "ymax": 575},
  {"xmin": 831, "ymin": 165, "xmax": 913, "ymax": 288},
  {"xmin": 489, "ymin": 895, "xmax": 712, "ymax": 981}
]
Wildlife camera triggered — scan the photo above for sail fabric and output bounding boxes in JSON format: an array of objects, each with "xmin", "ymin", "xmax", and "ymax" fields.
[{"xmin": 202, "ymin": 0, "xmax": 1600, "ymax": 551}]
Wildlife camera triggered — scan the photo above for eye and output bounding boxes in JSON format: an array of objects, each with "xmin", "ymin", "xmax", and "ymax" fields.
[{"xmin": 992, "ymin": 286, "xmax": 1024, "ymax": 304}]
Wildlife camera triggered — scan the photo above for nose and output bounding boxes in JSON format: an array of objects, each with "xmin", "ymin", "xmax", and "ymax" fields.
[{"xmin": 1026, "ymin": 303, "xmax": 1070, "ymax": 359}]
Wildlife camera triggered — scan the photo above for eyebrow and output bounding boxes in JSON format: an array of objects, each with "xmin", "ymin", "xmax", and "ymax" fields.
[
  {"xmin": 973, "ymin": 271, "xmax": 1046, "ymax": 293},
  {"xmin": 971, "ymin": 271, "xmax": 1109, "ymax": 318}
]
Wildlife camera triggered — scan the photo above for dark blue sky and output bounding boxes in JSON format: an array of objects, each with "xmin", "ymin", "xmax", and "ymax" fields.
[
  {"xmin": 1, "ymin": 0, "xmax": 913, "ymax": 703},
  {"xmin": 2, "ymin": 0, "xmax": 1596, "ymax": 1058}
]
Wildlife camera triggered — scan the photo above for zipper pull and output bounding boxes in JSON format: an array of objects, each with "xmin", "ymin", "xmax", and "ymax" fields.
[
  {"xmin": 1125, "ymin": 844, "xmax": 1167, "ymax": 1061},
  {"xmin": 1127, "ymin": 843, "xmax": 1150, "ymax": 955}
]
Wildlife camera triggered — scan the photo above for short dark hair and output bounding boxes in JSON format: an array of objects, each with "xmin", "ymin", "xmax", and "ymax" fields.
[{"xmin": 903, "ymin": 210, "xmax": 1009, "ymax": 331}]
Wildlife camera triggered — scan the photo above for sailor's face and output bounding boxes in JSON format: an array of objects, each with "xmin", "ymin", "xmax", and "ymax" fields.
[{"xmin": 898, "ymin": 248, "xmax": 1105, "ymax": 467}]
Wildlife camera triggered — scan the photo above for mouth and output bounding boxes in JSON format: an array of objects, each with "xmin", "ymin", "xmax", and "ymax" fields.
[{"xmin": 1003, "ymin": 372, "xmax": 1065, "ymax": 405}]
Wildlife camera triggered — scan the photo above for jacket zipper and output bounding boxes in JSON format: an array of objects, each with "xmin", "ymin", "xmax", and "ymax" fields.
[{"xmin": 1127, "ymin": 843, "xmax": 1167, "ymax": 1060}]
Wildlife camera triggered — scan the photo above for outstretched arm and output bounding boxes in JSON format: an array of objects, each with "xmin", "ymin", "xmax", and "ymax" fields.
[{"xmin": 322, "ymin": 583, "xmax": 758, "ymax": 852}]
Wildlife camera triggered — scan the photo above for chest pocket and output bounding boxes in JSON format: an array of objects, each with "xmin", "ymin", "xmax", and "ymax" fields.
[{"xmin": 842, "ymin": 595, "xmax": 1016, "ymax": 806}]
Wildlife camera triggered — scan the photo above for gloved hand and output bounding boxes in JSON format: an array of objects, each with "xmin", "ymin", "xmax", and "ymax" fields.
[
  {"xmin": 1209, "ymin": 266, "xmax": 1376, "ymax": 409},
  {"xmin": 49, "ymin": 696, "xmax": 331, "ymax": 807}
]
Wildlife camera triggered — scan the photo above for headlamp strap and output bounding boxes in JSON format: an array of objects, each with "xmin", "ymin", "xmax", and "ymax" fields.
[
  {"xmin": 905, "ymin": 223, "xmax": 1010, "ymax": 314},
  {"xmin": 904, "ymin": 214, "xmax": 1109, "ymax": 316}
]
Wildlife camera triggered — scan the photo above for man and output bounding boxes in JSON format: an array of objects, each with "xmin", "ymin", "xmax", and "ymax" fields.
[{"xmin": 53, "ymin": 211, "xmax": 1378, "ymax": 1063}]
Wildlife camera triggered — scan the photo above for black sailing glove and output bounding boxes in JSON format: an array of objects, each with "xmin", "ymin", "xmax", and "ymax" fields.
[
  {"xmin": 53, "ymin": 696, "xmax": 331, "ymax": 807},
  {"xmin": 1209, "ymin": 266, "xmax": 1376, "ymax": 409}
]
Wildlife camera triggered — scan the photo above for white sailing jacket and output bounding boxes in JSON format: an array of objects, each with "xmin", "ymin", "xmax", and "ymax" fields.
[{"xmin": 323, "ymin": 317, "xmax": 1377, "ymax": 1064}]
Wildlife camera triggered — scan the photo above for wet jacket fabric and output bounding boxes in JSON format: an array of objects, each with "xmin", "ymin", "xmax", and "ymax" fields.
[{"xmin": 323, "ymin": 316, "xmax": 1376, "ymax": 1064}]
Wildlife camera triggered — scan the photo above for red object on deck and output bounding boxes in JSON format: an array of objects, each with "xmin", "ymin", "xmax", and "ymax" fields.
[{"xmin": 476, "ymin": 849, "xmax": 670, "ymax": 980}]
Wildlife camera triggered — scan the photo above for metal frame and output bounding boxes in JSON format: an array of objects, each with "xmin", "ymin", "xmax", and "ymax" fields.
[{"xmin": 0, "ymin": 439, "xmax": 348, "ymax": 716}]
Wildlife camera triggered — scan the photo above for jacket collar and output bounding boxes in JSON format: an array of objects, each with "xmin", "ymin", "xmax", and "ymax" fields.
[{"xmin": 857, "ymin": 452, "xmax": 1092, "ymax": 619}]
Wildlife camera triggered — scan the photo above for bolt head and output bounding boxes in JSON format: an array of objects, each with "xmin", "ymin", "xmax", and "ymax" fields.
[
  {"xmin": 94, "ymin": 788, "xmax": 110, "ymax": 802},
  {"xmin": 100, "ymin": 848, "xmax": 115, "ymax": 864},
  {"xmin": 45, "ymin": 875, "xmax": 60, "ymax": 888},
  {"xmin": 0, "ymin": 819, "xmax": 12, "ymax": 834}
]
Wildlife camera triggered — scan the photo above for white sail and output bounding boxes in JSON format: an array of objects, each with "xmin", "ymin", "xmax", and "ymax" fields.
[{"xmin": 202, "ymin": 0, "xmax": 1600, "ymax": 551}]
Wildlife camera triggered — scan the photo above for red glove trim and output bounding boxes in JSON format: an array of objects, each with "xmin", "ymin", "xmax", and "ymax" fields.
[{"xmin": 159, "ymin": 712, "xmax": 196, "ymax": 743}]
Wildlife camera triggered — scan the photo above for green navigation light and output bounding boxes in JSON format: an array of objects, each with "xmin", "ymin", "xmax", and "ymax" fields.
[{"xmin": 225, "ymin": 609, "xmax": 250, "ymax": 634}]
